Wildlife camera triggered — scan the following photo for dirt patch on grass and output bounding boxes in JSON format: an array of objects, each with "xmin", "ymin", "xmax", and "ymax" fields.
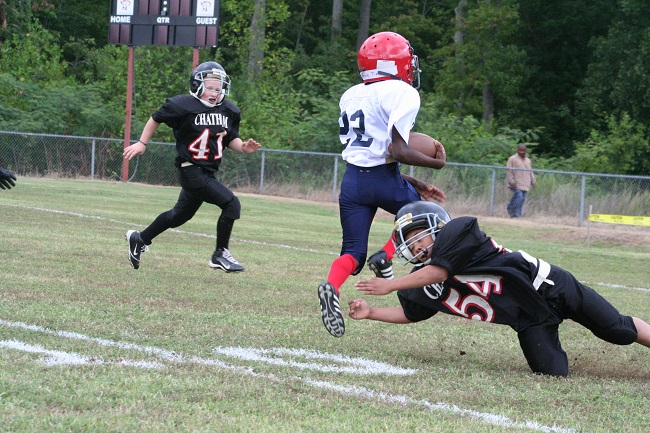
[{"xmin": 474, "ymin": 215, "xmax": 650, "ymax": 248}]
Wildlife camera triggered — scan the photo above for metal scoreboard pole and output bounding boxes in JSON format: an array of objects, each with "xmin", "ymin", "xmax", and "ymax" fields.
[{"xmin": 108, "ymin": 0, "xmax": 221, "ymax": 181}]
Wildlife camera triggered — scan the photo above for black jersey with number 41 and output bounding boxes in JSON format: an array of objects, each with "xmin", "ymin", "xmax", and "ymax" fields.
[
  {"xmin": 397, "ymin": 216, "xmax": 554, "ymax": 331},
  {"xmin": 152, "ymin": 94, "xmax": 242, "ymax": 172}
]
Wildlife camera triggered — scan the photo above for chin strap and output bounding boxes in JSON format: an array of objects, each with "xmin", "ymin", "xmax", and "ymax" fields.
[
  {"xmin": 362, "ymin": 70, "xmax": 420, "ymax": 89},
  {"xmin": 377, "ymin": 71, "xmax": 403, "ymax": 81},
  {"xmin": 192, "ymin": 93, "xmax": 223, "ymax": 108}
]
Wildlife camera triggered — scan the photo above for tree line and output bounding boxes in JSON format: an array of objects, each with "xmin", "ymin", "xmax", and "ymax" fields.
[{"xmin": 0, "ymin": 0, "xmax": 649, "ymax": 175}]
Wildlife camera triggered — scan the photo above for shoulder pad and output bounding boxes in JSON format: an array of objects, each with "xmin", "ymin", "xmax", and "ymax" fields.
[
  {"xmin": 219, "ymin": 99, "xmax": 241, "ymax": 115},
  {"xmin": 166, "ymin": 95, "xmax": 208, "ymax": 114}
]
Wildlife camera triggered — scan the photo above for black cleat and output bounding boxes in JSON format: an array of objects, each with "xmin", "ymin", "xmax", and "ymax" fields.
[
  {"xmin": 126, "ymin": 230, "xmax": 148, "ymax": 270},
  {"xmin": 209, "ymin": 248, "xmax": 245, "ymax": 272},
  {"xmin": 318, "ymin": 282, "xmax": 345, "ymax": 337}
]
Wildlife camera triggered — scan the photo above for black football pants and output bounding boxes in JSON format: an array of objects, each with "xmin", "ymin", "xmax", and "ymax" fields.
[
  {"xmin": 140, "ymin": 165, "xmax": 240, "ymax": 245},
  {"xmin": 517, "ymin": 266, "xmax": 638, "ymax": 377}
]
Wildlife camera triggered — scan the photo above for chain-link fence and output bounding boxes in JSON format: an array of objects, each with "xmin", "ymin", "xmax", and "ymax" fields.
[{"xmin": 1, "ymin": 130, "xmax": 649, "ymax": 226}]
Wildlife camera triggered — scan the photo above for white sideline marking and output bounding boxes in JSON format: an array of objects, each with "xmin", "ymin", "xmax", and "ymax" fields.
[
  {"xmin": 5, "ymin": 204, "xmax": 336, "ymax": 256},
  {"xmin": 0, "ymin": 320, "xmax": 412, "ymax": 376},
  {"xmin": 213, "ymin": 346, "xmax": 417, "ymax": 375},
  {"xmin": 301, "ymin": 378, "xmax": 576, "ymax": 433},
  {"xmin": 6, "ymin": 203, "xmax": 650, "ymax": 293},
  {"xmin": 1, "ymin": 339, "xmax": 96, "ymax": 366},
  {"xmin": 0, "ymin": 339, "xmax": 163, "ymax": 369},
  {"xmin": 583, "ymin": 281, "xmax": 650, "ymax": 293},
  {"xmin": 0, "ymin": 319, "xmax": 576, "ymax": 432}
]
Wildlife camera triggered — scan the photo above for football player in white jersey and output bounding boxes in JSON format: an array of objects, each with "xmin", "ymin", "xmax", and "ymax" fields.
[{"xmin": 318, "ymin": 32, "xmax": 446, "ymax": 338}]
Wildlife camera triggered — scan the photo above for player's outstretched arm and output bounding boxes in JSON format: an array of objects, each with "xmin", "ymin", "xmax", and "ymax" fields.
[
  {"xmin": 348, "ymin": 299, "xmax": 412, "ymax": 324},
  {"xmin": 123, "ymin": 117, "xmax": 160, "ymax": 161},
  {"xmin": 229, "ymin": 138, "xmax": 261, "ymax": 154},
  {"xmin": 355, "ymin": 265, "xmax": 448, "ymax": 296},
  {"xmin": 0, "ymin": 166, "xmax": 17, "ymax": 190}
]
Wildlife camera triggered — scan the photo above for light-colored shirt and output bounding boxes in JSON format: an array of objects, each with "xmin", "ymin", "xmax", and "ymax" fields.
[
  {"xmin": 339, "ymin": 80, "xmax": 419, "ymax": 167},
  {"xmin": 506, "ymin": 153, "xmax": 536, "ymax": 191}
]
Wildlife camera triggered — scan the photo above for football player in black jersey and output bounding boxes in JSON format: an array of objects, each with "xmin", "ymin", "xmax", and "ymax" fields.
[
  {"xmin": 0, "ymin": 166, "xmax": 17, "ymax": 190},
  {"xmin": 350, "ymin": 201, "xmax": 650, "ymax": 376},
  {"xmin": 123, "ymin": 62, "xmax": 260, "ymax": 272}
]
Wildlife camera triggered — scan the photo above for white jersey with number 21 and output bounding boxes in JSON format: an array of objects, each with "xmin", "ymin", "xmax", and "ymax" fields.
[{"xmin": 339, "ymin": 79, "xmax": 420, "ymax": 168}]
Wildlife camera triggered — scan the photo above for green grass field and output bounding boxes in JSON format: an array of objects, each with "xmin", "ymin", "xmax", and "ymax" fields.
[{"xmin": 1, "ymin": 178, "xmax": 649, "ymax": 433}]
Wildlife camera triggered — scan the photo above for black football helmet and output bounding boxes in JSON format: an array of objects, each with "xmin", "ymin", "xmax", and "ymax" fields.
[
  {"xmin": 393, "ymin": 201, "xmax": 451, "ymax": 264},
  {"xmin": 189, "ymin": 61, "xmax": 231, "ymax": 106}
]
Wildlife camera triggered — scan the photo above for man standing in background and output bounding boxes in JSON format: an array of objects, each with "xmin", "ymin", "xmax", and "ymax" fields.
[{"xmin": 506, "ymin": 144, "xmax": 536, "ymax": 218}]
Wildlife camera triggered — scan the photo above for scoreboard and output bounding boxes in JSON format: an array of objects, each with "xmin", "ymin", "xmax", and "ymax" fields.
[{"xmin": 109, "ymin": 0, "xmax": 220, "ymax": 47}]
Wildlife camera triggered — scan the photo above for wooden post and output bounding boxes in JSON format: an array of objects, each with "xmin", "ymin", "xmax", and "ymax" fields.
[
  {"xmin": 122, "ymin": 45, "xmax": 135, "ymax": 181},
  {"xmin": 193, "ymin": 47, "xmax": 200, "ymax": 69}
]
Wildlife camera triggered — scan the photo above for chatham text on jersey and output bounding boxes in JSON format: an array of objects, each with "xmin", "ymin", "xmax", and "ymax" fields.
[{"xmin": 195, "ymin": 113, "xmax": 229, "ymax": 128}]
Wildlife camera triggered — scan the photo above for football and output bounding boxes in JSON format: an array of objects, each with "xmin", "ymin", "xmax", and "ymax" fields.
[
  {"xmin": 389, "ymin": 132, "xmax": 446, "ymax": 162},
  {"xmin": 408, "ymin": 132, "xmax": 439, "ymax": 158}
]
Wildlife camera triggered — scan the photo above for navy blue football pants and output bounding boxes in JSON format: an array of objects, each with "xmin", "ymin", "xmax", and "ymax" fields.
[
  {"xmin": 338, "ymin": 162, "xmax": 421, "ymax": 275},
  {"xmin": 518, "ymin": 265, "xmax": 638, "ymax": 377}
]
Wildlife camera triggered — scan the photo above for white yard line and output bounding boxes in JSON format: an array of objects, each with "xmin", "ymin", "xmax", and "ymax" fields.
[
  {"xmin": 582, "ymin": 281, "xmax": 650, "ymax": 293},
  {"xmin": 0, "ymin": 319, "xmax": 575, "ymax": 432}
]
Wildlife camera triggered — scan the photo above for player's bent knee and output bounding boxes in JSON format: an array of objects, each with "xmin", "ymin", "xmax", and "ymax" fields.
[
  {"xmin": 222, "ymin": 196, "xmax": 241, "ymax": 220},
  {"xmin": 592, "ymin": 315, "xmax": 638, "ymax": 345},
  {"xmin": 167, "ymin": 209, "xmax": 194, "ymax": 228}
]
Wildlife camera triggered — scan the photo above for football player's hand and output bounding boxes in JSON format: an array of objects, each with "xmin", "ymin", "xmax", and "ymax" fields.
[
  {"xmin": 241, "ymin": 138, "xmax": 261, "ymax": 154},
  {"xmin": 348, "ymin": 299, "xmax": 370, "ymax": 320},
  {"xmin": 123, "ymin": 141, "xmax": 147, "ymax": 161},
  {"xmin": 432, "ymin": 139, "xmax": 446, "ymax": 163},
  {"xmin": 354, "ymin": 277, "xmax": 394, "ymax": 296},
  {"xmin": 0, "ymin": 166, "xmax": 17, "ymax": 190},
  {"xmin": 417, "ymin": 183, "xmax": 446, "ymax": 203}
]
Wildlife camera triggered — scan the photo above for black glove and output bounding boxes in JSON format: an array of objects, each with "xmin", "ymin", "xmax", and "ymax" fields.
[{"xmin": 0, "ymin": 166, "xmax": 17, "ymax": 190}]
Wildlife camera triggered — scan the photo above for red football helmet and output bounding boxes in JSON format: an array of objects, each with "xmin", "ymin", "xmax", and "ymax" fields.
[{"xmin": 357, "ymin": 32, "xmax": 420, "ymax": 87}]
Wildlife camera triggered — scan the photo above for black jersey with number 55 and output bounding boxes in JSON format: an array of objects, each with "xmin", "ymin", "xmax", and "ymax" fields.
[{"xmin": 152, "ymin": 94, "xmax": 241, "ymax": 172}]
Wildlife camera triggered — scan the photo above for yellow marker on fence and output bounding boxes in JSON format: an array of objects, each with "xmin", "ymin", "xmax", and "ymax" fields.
[{"xmin": 588, "ymin": 214, "xmax": 650, "ymax": 227}]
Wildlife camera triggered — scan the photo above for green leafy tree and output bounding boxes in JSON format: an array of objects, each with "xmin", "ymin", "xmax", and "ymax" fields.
[
  {"xmin": 417, "ymin": 94, "xmax": 541, "ymax": 165},
  {"xmin": 578, "ymin": 0, "xmax": 650, "ymax": 134},
  {"xmin": 434, "ymin": 0, "xmax": 528, "ymax": 126},
  {"xmin": 0, "ymin": 21, "xmax": 119, "ymax": 136},
  {"xmin": 0, "ymin": 20, "xmax": 66, "ymax": 82},
  {"xmin": 511, "ymin": 0, "xmax": 616, "ymax": 156},
  {"xmin": 0, "ymin": 72, "xmax": 120, "ymax": 135},
  {"xmin": 566, "ymin": 113, "xmax": 650, "ymax": 175}
]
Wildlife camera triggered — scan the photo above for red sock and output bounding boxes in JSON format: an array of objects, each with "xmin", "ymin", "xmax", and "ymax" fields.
[
  {"xmin": 382, "ymin": 233, "xmax": 397, "ymax": 260},
  {"xmin": 327, "ymin": 254, "xmax": 358, "ymax": 295}
]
